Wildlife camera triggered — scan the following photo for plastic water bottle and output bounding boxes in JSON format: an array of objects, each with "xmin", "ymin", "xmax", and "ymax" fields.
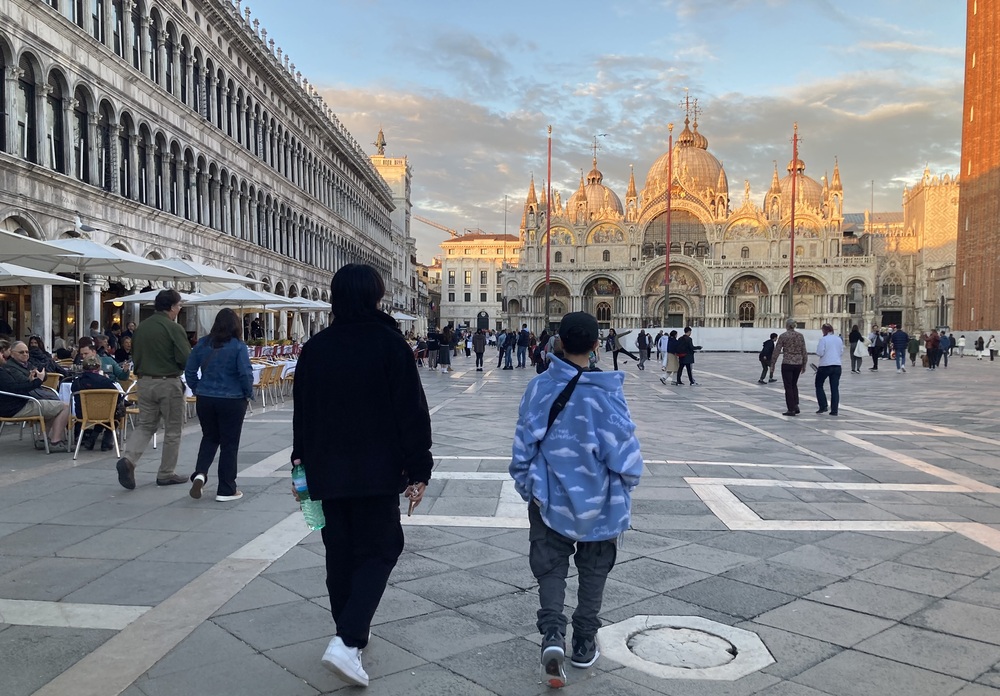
[{"xmin": 291, "ymin": 461, "xmax": 325, "ymax": 530}]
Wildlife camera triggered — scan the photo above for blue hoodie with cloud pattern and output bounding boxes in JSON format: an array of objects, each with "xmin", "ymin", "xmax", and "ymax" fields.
[{"xmin": 509, "ymin": 355, "xmax": 643, "ymax": 542}]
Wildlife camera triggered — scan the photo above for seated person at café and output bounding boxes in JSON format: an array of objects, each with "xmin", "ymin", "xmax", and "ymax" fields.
[
  {"xmin": 0, "ymin": 341, "xmax": 71, "ymax": 450},
  {"xmin": 94, "ymin": 335, "xmax": 112, "ymax": 357},
  {"xmin": 72, "ymin": 355, "xmax": 121, "ymax": 451},
  {"xmin": 78, "ymin": 341, "xmax": 130, "ymax": 383},
  {"xmin": 114, "ymin": 335, "xmax": 133, "ymax": 364},
  {"xmin": 27, "ymin": 335, "xmax": 68, "ymax": 376}
]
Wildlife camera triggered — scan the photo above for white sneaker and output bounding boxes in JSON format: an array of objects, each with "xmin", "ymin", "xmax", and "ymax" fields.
[
  {"xmin": 322, "ymin": 636, "xmax": 369, "ymax": 687},
  {"xmin": 215, "ymin": 490, "xmax": 243, "ymax": 502}
]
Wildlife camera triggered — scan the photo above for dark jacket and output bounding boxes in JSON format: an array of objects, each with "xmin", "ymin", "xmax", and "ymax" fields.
[
  {"xmin": 28, "ymin": 347, "xmax": 67, "ymax": 376},
  {"xmin": 292, "ymin": 311, "xmax": 433, "ymax": 500},
  {"xmin": 517, "ymin": 328, "xmax": 531, "ymax": 347},
  {"xmin": 890, "ymin": 330, "xmax": 909, "ymax": 352},
  {"xmin": 185, "ymin": 336, "xmax": 254, "ymax": 400},
  {"xmin": 759, "ymin": 339, "xmax": 775, "ymax": 363},
  {"xmin": 676, "ymin": 335, "xmax": 696, "ymax": 365},
  {"xmin": 849, "ymin": 328, "xmax": 863, "ymax": 345},
  {"xmin": 0, "ymin": 360, "xmax": 43, "ymax": 417},
  {"xmin": 70, "ymin": 370, "xmax": 118, "ymax": 417}
]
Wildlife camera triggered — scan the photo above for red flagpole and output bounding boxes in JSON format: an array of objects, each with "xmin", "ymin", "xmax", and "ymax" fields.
[
  {"xmin": 788, "ymin": 122, "xmax": 798, "ymax": 322},
  {"xmin": 663, "ymin": 123, "xmax": 674, "ymax": 327},
  {"xmin": 544, "ymin": 125, "xmax": 552, "ymax": 329}
]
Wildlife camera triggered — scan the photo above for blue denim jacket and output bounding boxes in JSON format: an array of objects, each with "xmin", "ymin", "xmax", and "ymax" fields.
[{"xmin": 184, "ymin": 336, "xmax": 254, "ymax": 400}]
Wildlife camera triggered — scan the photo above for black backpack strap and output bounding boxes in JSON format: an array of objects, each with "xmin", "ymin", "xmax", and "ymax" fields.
[{"xmin": 545, "ymin": 368, "xmax": 584, "ymax": 434}]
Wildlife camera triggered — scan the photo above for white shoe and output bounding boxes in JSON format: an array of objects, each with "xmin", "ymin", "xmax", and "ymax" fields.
[
  {"xmin": 322, "ymin": 636, "xmax": 369, "ymax": 687},
  {"xmin": 215, "ymin": 490, "xmax": 243, "ymax": 502}
]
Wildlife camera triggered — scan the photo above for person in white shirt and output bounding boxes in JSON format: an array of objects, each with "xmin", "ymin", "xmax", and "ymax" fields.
[{"xmin": 814, "ymin": 323, "xmax": 844, "ymax": 416}]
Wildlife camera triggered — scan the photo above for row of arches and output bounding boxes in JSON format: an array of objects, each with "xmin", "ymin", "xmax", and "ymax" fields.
[{"xmin": 1, "ymin": 36, "xmax": 391, "ymax": 281}]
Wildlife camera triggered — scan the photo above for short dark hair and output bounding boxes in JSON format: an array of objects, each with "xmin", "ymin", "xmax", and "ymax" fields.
[
  {"xmin": 209, "ymin": 308, "xmax": 241, "ymax": 348},
  {"xmin": 154, "ymin": 288, "xmax": 182, "ymax": 311},
  {"xmin": 558, "ymin": 311, "xmax": 599, "ymax": 355},
  {"xmin": 770, "ymin": 333, "xmax": 779, "ymax": 339},
  {"xmin": 330, "ymin": 264, "xmax": 384, "ymax": 321},
  {"xmin": 77, "ymin": 336, "xmax": 94, "ymax": 350}
]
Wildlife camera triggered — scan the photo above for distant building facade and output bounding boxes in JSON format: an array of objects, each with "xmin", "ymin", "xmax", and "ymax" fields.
[
  {"xmin": 1, "ymin": 0, "xmax": 396, "ymax": 343},
  {"xmin": 956, "ymin": 0, "xmax": 1000, "ymax": 330},
  {"xmin": 438, "ymin": 233, "xmax": 520, "ymax": 331}
]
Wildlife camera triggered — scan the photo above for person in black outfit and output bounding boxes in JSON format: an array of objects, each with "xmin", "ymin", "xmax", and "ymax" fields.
[
  {"xmin": 758, "ymin": 333, "xmax": 777, "ymax": 383},
  {"xmin": 674, "ymin": 327, "xmax": 699, "ymax": 385},
  {"xmin": 72, "ymin": 355, "xmax": 120, "ymax": 451},
  {"xmin": 848, "ymin": 325, "xmax": 864, "ymax": 373},
  {"xmin": 292, "ymin": 264, "xmax": 433, "ymax": 688}
]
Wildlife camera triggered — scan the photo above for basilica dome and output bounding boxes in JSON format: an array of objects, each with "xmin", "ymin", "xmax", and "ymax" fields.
[
  {"xmin": 566, "ymin": 160, "xmax": 624, "ymax": 220},
  {"xmin": 778, "ymin": 158, "xmax": 823, "ymax": 211},
  {"xmin": 644, "ymin": 118, "xmax": 728, "ymax": 201}
]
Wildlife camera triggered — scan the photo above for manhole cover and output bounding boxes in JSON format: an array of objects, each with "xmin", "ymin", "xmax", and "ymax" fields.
[{"xmin": 628, "ymin": 626, "xmax": 737, "ymax": 668}]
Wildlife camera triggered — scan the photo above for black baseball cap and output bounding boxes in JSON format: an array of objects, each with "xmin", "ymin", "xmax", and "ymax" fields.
[{"xmin": 559, "ymin": 312, "xmax": 600, "ymax": 354}]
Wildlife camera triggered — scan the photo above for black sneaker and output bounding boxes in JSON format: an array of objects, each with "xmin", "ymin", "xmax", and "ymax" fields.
[
  {"xmin": 540, "ymin": 628, "xmax": 566, "ymax": 688},
  {"xmin": 570, "ymin": 634, "xmax": 599, "ymax": 668}
]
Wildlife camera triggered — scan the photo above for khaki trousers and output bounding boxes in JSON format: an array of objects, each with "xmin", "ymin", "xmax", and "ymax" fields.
[{"xmin": 124, "ymin": 376, "xmax": 185, "ymax": 478}]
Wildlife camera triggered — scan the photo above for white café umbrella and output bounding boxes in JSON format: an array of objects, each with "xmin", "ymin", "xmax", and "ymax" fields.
[
  {"xmin": 0, "ymin": 229, "xmax": 85, "ymax": 263},
  {"xmin": 158, "ymin": 258, "xmax": 261, "ymax": 286},
  {"xmin": 184, "ymin": 286, "xmax": 300, "ymax": 309},
  {"xmin": 14, "ymin": 238, "xmax": 195, "ymax": 334},
  {"xmin": 104, "ymin": 289, "xmax": 204, "ymax": 304},
  {"xmin": 0, "ymin": 262, "xmax": 80, "ymax": 286},
  {"xmin": 391, "ymin": 311, "xmax": 418, "ymax": 321}
]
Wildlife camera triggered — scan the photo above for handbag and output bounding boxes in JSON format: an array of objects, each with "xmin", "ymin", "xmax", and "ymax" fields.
[{"xmin": 853, "ymin": 342, "xmax": 866, "ymax": 358}]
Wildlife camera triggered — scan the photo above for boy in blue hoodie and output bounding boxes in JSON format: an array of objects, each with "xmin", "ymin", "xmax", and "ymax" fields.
[{"xmin": 509, "ymin": 311, "xmax": 643, "ymax": 688}]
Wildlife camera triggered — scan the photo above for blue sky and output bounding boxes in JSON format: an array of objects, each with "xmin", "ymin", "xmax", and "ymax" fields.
[{"xmin": 246, "ymin": 0, "xmax": 965, "ymax": 262}]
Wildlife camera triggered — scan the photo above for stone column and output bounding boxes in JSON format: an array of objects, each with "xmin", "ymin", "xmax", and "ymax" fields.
[
  {"xmin": 128, "ymin": 129, "xmax": 140, "ymax": 200},
  {"xmin": 185, "ymin": 163, "xmax": 197, "ymax": 220},
  {"xmin": 140, "ymin": 16, "xmax": 152, "ymax": 78},
  {"xmin": 224, "ymin": 87, "xmax": 234, "ymax": 136},
  {"xmin": 87, "ymin": 113, "xmax": 101, "ymax": 187},
  {"xmin": 31, "ymin": 285, "xmax": 54, "ymax": 350},
  {"xmin": 155, "ymin": 30, "xmax": 166, "ymax": 89},
  {"xmin": 36, "ymin": 83, "xmax": 50, "ymax": 167},
  {"xmin": 182, "ymin": 57, "xmax": 193, "ymax": 109},
  {"xmin": 122, "ymin": 0, "xmax": 135, "ymax": 66},
  {"xmin": 209, "ymin": 74, "xmax": 219, "ymax": 125},
  {"xmin": 198, "ymin": 169, "xmax": 209, "ymax": 225},
  {"xmin": 83, "ymin": 278, "xmax": 102, "ymax": 332},
  {"xmin": 209, "ymin": 178, "xmax": 221, "ymax": 230},
  {"xmin": 144, "ymin": 143, "xmax": 155, "ymax": 206},
  {"xmin": 63, "ymin": 97, "xmax": 77, "ymax": 178},
  {"xmin": 3, "ymin": 66, "xmax": 20, "ymax": 155},
  {"xmin": 198, "ymin": 68, "xmax": 208, "ymax": 119},
  {"xmin": 109, "ymin": 124, "xmax": 122, "ymax": 195},
  {"xmin": 220, "ymin": 181, "xmax": 231, "ymax": 235}
]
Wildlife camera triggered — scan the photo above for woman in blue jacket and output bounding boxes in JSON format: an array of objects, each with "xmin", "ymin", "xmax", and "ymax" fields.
[{"xmin": 184, "ymin": 308, "xmax": 254, "ymax": 501}]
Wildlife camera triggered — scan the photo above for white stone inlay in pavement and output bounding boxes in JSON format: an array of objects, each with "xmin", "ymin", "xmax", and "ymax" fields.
[
  {"xmin": 33, "ymin": 512, "xmax": 311, "ymax": 696},
  {"xmin": 428, "ymin": 398, "xmax": 456, "ymax": 415},
  {"xmin": 403, "ymin": 514, "xmax": 528, "ymax": 529},
  {"xmin": 239, "ymin": 446, "xmax": 293, "ymax": 478},
  {"xmin": 600, "ymin": 615, "xmax": 774, "ymax": 680},
  {"xmin": 0, "ymin": 598, "xmax": 150, "ymax": 630}
]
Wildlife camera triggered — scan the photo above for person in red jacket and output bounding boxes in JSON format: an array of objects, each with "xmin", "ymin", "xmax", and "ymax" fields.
[{"xmin": 292, "ymin": 264, "xmax": 433, "ymax": 688}]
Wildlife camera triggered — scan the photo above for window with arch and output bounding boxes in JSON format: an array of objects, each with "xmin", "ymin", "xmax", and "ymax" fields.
[
  {"xmin": 738, "ymin": 301, "xmax": 756, "ymax": 323},
  {"xmin": 602, "ymin": 250, "xmax": 610, "ymax": 262},
  {"xmin": 740, "ymin": 246, "xmax": 750, "ymax": 259},
  {"xmin": 554, "ymin": 251, "xmax": 562, "ymax": 263},
  {"xmin": 881, "ymin": 277, "xmax": 902, "ymax": 297},
  {"xmin": 596, "ymin": 302, "xmax": 611, "ymax": 323},
  {"xmin": 696, "ymin": 241, "xmax": 709, "ymax": 257}
]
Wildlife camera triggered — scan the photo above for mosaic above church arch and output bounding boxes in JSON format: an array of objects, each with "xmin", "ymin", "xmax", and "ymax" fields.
[
  {"xmin": 583, "ymin": 277, "xmax": 622, "ymax": 296},
  {"xmin": 778, "ymin": 275, "xmax": 828, "ymax": 295},
  {"xmin": 724, "ymin": 218, "xmax": 767, "ymax": 240},
  {"xmin": 531, "ymin": 279, "xmax": 572, "ymax": 298},
  {"xmin": 541, "ymin": 227, "xmax": 576, "ymax": 246},
  {"xmin": 643, "ymin": 267, "xmax": 704, "ymax": 295},
  {"xmin": 587, "ymin": 223, "xmax": 626, "ymax": 245},
  {"xmin": 777, "ymin": 219, "xmax": 823, "ymax": 239},
  {"xmin": 727, "ymin": 275, "xmax": 770, "ymax": 296}
]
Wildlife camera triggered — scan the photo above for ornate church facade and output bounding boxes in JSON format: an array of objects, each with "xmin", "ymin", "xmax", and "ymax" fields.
[{"xmin": 504, "ymin": 114, "xmax": 892, "ymax": 335}]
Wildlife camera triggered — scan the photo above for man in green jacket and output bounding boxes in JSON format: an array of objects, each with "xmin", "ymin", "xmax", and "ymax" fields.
[{"xmin": 115, "ymin": 289, "xmax": 191, "ymax": 490}]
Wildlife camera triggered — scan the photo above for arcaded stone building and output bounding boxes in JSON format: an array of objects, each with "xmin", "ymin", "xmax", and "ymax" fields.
[
  {"xmin": 955, "ymin": 0, "xmax": 1000, "ymax": 330},
  {"xmin": 0, "ymin": 0, "xmax": 416, "ymax": 342}
]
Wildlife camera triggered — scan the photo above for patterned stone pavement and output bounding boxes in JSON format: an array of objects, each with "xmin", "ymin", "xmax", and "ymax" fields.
[{"xmin": 2, "ymin": 349, "xmax": 1000, "ymax": 695}]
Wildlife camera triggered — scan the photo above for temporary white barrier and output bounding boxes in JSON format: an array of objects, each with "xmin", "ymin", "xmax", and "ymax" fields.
[{"xmin": 610, "ymin": 326, "xmax": 826, "ymax": 354}]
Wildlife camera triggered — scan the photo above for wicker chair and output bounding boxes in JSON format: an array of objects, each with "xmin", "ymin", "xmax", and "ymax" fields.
[
  {"xmin": 71, "ymin": 389, "xmax": 124, "ymax": 460},
  {"xmin": 0, "ymin": 390, "xmax": 57, "ymax": 453}
]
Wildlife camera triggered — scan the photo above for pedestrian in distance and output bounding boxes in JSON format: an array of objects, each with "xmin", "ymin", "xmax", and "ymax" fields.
[
  {"xmin": 472, "ymin": 328, "xmax": 487, "ymax": 371},
  {"xmin": 907, "ymin": 333, "xmax": 920, "ymax": 367},
  {"xmin": 771, "ymin": 320, "xmax": 807, "ymax": 416},
  {"xmin": 848, "ymin": 325, "xmax": 864, "ymax": 373},
  {"xmin": 184, "ymin": 308, "xmax": 254, "ymax": 502},
  {"xmin": 438, "ymin": 326, "xmax": 453, "ymax": 373},
  {"xmin": 891, "ymin": 326, "xmax": 909, "ymax": 373},
  {"xmin": 115, "ymin": 289, "xmax": 191, "ymax": 489},
  {"xmin": 636, "ymin": 329, "xmax": 650, "ymax": 370},
  {"xmin": 814, "ymin": 323, "xmax": 843, "ymax": 416},
  {"xmin": 957, "ymin": 334, "xmax": 966, "ymax": 358},
  {"xmin": 293, "ymin": 264, "xmax": 432, "ymax": 688},
  {"xmin": 989, "ymin": 335, "xmax": 997, "ymax": 362},
  {"xmin": 516, "ymin": 323, "xmax": 531, "ymax": 368},
  {"xmin": 758, "ymin": 333, "xmax": 778, "ymax": 383},
  {"xmin": 939, "ymin": 332, "xmax": 951, "ymax": 368},
  {"xmin": 673, "ymin": 327, "xmax": 699, "ymax": 385},
  {"xmin": 658, "ymin": 330, "xmax": 679, "ymax": 384},
  {"xmin": 609, "ymin": 328, "xmax": 638, "ymax": 370},
  {"xmin": 509, "ymin": 311, "xmax": 643, "ymax": 688},
  {"xmin": 654, "ymin": 330, "xmax": 663, "ymax": 361}
]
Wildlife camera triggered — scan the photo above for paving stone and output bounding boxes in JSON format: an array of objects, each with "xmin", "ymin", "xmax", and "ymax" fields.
[
  {"xmin": 402, "ymin": 525, "xmax": 484, "ymax": 551},
  {"xmin": 213, "ymin": 576, "xmax": 305, "ymax": 617},
  {"xmin": 792, "ymin": 649, "xmax": 966, "ymax": 696},
  {"xmin": 608, "ymin": 557, "xmax": 709, "ymax": 593},
  {"xmin": 442, "ymin": 479, "xmax": 504, "ymax": 498},
  {"xmin": 265, "ymin": 634, "xmax": 425, "ymax": 692},
  {"xmin": 120, "ymin": 506, "xmax": 227, "ymax": 532},
  {"xmin": 263, "ymin": 565, "xmax": 329, "ymax": 599},
  {"xmin": 814, "ymin": 531, "xmax": 916, "ymax": 559},
  {"xmin": 754, "ymin": 683, "xmax": 837, "ymax": 696},
  {"xmin": 415, "ymin": 539, "xmax": 522, "ymax": 569},
  {"xmin": 56, "ymin": 527, "xmax": 179, "ymax": 560},
  {"xmin": 650, "ymin": 542, "xmax": 758, "ymax": 573},
  {"xmin": 0, "ymin": 522, "xmax": 106, "ymax": 557},
  {"xmin": 212, "ymin": 598, "xmax": 335, "ymax": 651},
  {"xmin": 768, "ymin": 544, "xmax": 880, "ymax": 577},
  {"xmin": 855, "ymin": 623, "xmax": 1000, "ymax": 680},
  {"xmin": 805, "ymin": 578, "xmax": 936, "ymax": 620},
  {"xmin": 0, "ymin": 625, "xmax": 116, "ymax": 696},
  {"xmin": 852, "ymin": 561, "xmax": 977, "ymax": 597},
  {"xmin": 456, "ymin": 590, "xmax": 540, "ymax": 635},
  {"xmin": 953, "ymin": 686, "xmax": 1000, "ymax": 696},
  {"xmin": 469, "ymin": 556, "xmax": 539, "ymax": 590},
  {"xmin": 548, "ymin": 671, "xmax": 667, "ymax": 695},
  {"xmin": 738, "ymin": 621, "xmax": 842, "ymax": 680},
  {"xmin": 428, "ymin": 495, "xmax": 499, "ymax": 516},
  {"xmin": 949, "ymin": 569, "xmax": 1000, "ymax": 610},
  {"xmin": 748, "ymin": 502, "xmax": 836, "ymax": 521},
  {"xmin": 723, "ymin": 560, "xmax": 840, "ymax": 596},
  {"xmin": 600, "ymin": 592, "xmax": 739, "ymax": 626},
  {"xmin": 396, "ymin": 569, "xmax": 519, "ymax": 608},
  {"xmin": 146, "ymin": 620, "xmax": 261, "ymax": 679},
  {"xmin": 64, "ymin": 559, "xmax": 212, "ymax": 605},
  {"xmin": 699, "ymin": 530, "xmax": 802, "ymax": 558},
  {"xmin": 440, "ymin": 637, "xmax": 554, "ymax": 696},
  {"xmin": 363, "ymin": 662, "xmax": 498, "ymax": 695},
  {"xmin": 754, "ymin": 599, "xmax": 894, "ymax": 647},
  {"xmin": 0, "ymin": 556, "xmax": 123, "ymax": 601},
  {"xmin": 371, "ymin": 584, "xmax": 444, "ymax": 625},
  {"xmin": 668, "ymin": 575, "xmax": 795, "ymax": 619},
  {"xmin": 261, "ymin": 544, "xmax": 326, "ymax": 573},
  {"xmin": 906, "ymin": 598, "xmax": 1000, "ymax": 646},
  {"xmin": 136, "ymin": 653, "xmax": 318, "ymax": 696},
  {"xmin": 895, "ymin": 546, "xmax": 1000, "ymax": 577},
  {"xmin": 376, "ymin": 609, "xmax": 516, "ymax": 661},
  {"xmin": 613, "ymin": 665, "xmax": 782, "ymax": 695},
  {"xmin": 387, "ymin": 550, "xmax": 454, "ymax": 583}
]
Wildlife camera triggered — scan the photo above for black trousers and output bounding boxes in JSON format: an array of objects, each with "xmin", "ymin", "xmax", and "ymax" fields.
[
  {"xmin": 475, "ymin": 351, "xmax": 484, "ymax": 368},
  {"xmin": 781, "ymin": 363, "xmax": 802, "ymax": 412},
  {"xmin": 193, "ymin": 395, "xmax": 247, "ymax": 496},
  {"xmin": 321, "ymin": 495, "xmax": 404, "ymax": 649}
]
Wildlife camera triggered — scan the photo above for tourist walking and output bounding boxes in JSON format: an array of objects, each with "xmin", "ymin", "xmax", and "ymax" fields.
[
  {"xmin": 926, "ymin": 330, "xmax": 940, "ymax": 370},
  {"xmin": 758, "ymin": 333, "xmax": 777, "ymax": 383},
  {"xmin": 439, "ymin": 326, "xmax": 453, "ymax": 372},
  {"xmin": 184, "ymin": 308, "xmax": 254, "ymax": 502},
  {"xmin": 976, "ymin": 336, "xmax": 986, "ymax": 360},
  {"xmin": 508, "ymin": 311, "xmax": 642, "ymax": 687},
  {"xmin": 673, "ymin": 327, "xmax": 699, "ymax": 385},
  {"xmin": 957, "ymin": 334, "xmax": 967, "ymax": 357},
  {"xmin": 292, "ymin": 264, "xmax": 432, "ymax": 688},
  {"xmin": 814, "ymin": 324, "xmax": 843, "ymax": 416},
  {"xmin": 848, "ymin": 325, "xmax": 864, "ymax": 373},
  {"xmin": 496, "ymin": 329, "xmax": 509, "ymax": 368},
  {"xmin": 939, "ymin": 332, "xmax": 951, "ymax": 368},
  {"xmin": 907, "ymin": 333, "xmax": 920, "ymax": 366},
  {"xmin": 472, "ymin": 329, "xmax": 487, "ymax": 371},
  {"xmin": 636, "ymin": 329, "xmax": 650, "ymax": 370},
  {"xmin": 658, "ymin": 330, "xmax": 679, "ymax": 385},
  {"xmin": 516, "ymin": 324, "xmax": 531, "ymax": 368},
  {"xmin": 867, "ymin": 325, "xmax": 883, "ymax": 371},
  {"xmin": 115, "ymin": 289, "xmax": 191, "ymax": 490},
  {"xmin": 891, "ymin": 326, "xmax": 909, "ymax": 373},
  {"xmin": 771, "ymin": 320, "xmax": 807, "ymax": 416},
  {"xmin": 989, "ymin": 335, "xmax": 997, "ymax": 361}
]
